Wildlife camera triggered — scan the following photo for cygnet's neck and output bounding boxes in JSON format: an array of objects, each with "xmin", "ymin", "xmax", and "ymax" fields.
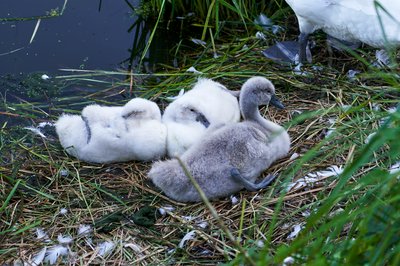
[{"xmin": 241, "ymin": 98, "xmax": 282, "ymax": 133}]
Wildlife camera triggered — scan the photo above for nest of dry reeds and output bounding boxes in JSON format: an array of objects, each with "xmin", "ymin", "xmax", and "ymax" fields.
[{"xmin": 1, "ymin": 22, "xmax": 399, "ymax": 265}]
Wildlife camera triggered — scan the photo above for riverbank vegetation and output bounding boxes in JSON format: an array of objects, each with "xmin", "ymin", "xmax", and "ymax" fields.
[{"xmin": 1, "ymin": 1, "xmax": 399, "ymax": 265}]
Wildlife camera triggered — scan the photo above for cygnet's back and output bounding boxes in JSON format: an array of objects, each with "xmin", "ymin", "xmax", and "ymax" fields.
[
  {"xmin": 162, "ymin": 78, "xmax": 240, "ymax": 157},
  {"xmin": 149, "ymin": 77, "xmax": 290, "ymax": 202}
]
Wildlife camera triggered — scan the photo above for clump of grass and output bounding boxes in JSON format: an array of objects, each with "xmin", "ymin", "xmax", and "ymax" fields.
[
  {"xmin": 136, "ymin": 0, "xmax": 287, "ymax": 40},
  {"xmin": 143, "ymin": 0, "xmax": 283, "ymax": 21}
]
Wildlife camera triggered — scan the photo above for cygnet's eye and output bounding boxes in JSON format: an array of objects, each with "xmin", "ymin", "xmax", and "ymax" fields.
[{"xmin": 186, "ymin": 107, "xmax": 197, "ymax": 113}]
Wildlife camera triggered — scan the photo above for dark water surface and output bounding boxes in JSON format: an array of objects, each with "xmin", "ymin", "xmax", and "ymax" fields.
[
  {"xmin": 0, "ymin": 0, "xmax": 190, "ymax": 127},
  {"xmin": 0, "ymin": 0, "xmax": 137, "ymax": 75}
]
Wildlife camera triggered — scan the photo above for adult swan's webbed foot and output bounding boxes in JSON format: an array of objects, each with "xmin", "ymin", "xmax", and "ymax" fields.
[
  {"xmin": 230, "ymin": 168, "xmax": 277, "ymax": 192},
  {"xmin": 262, "ymin": 40, "xmax": 312, "ymax": 64}
]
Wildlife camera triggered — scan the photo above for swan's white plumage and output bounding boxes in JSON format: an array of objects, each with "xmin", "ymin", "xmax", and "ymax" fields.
[
  {"xmin": 162, "ymin": 78, "xmax": 240, "ymax": 157},
  {"xmin": 286, "ymin": 0, "xmax": 400, "ymax": 48},
  {"xmin": 163, "ymin": 121, "xmax": 206, "ymax": 156},
  {"xmin": 55, "ymin": 98, "xmax": 167, "ymax": 163}
]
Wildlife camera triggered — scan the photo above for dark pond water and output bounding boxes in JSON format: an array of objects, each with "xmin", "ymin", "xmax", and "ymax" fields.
[
  {"xmin": 0, "ymin": 0, "xmax": 188, "ymax": 127},
  {"xmin": 0, "ymin": 0, "xmax": 146, "ymax": 74}
]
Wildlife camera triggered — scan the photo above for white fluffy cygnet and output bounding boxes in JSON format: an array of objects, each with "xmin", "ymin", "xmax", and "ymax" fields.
[
  {"xmin": 55, "ymin": 98, "xmax": 167, "ymax": 163},
  {"xmin": 162, "ymin": 78, "xmax": 240, "ymax": 157}
]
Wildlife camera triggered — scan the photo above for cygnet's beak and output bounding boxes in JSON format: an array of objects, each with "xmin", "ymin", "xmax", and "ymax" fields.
[
  {"xmin": 122, "ymin": 110, "xmax": 144, "ymax": 119},
  {"xmin": 196, "ymin": 113, "xmax": 210, "ymax": 128},
  {"xmin": 270, "ymin": 95, "xmax": 285, "ymax": 109},
  {"xmin": 81, "ymin": 116, "xmax": 92, "ymax": 143}
]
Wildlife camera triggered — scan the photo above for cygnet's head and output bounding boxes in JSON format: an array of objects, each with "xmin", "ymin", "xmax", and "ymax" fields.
[
  {"xmin": 81, "ymin": 104, "xmax": 99, "ymax": 116},
  {"xmin": 81, "ymin": 104, "xmax": 108, "ymax": 119},
  {"xmin": 240, "ymin": 77, "xmax": 284, "ymax": 109},
  {"xmin": 122, "ymin": 98, "xmax": 161, "ymax": 121},
  {"xmin": 167, "ymin": 104, "xmax": 210, "ymax": 127}
]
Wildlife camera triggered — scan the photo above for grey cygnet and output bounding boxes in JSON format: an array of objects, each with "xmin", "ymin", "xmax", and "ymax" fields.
[{"xmin": 148, "ymin": 76, "xmax": 290, "ymax": 202}]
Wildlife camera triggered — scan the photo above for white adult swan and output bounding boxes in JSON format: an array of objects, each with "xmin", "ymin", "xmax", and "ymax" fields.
[{"xmin": 274, "ymin": 0, "xmax": 400, "ymax": 63}]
